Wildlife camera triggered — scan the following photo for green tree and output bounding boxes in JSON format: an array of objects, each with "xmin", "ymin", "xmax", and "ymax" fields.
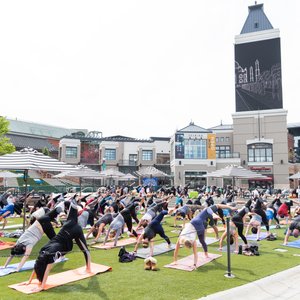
[{"xmin": 0, "ymin": 116, "xmax": 15, "ymax": 155}]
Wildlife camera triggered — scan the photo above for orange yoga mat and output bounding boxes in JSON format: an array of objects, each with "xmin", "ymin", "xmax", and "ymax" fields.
[
  {"xmin": 91, "ymin": 237, "xmax": 137, "ymax": 249},
  {"xmin": 0, "ymin": 241, "xmax": 16, "ymax": 250},
  {"xmin": 164, "ymin": 252, "xmax": 222, "ymax": 271},
  {"xmin": 9, "ymin": 263, "xmax": 112, "ymax": 294}
]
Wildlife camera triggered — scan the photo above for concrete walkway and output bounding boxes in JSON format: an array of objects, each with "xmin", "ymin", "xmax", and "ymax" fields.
[{"xmin": 199, "ymin": 264, "xmax": 300, "ymax": 300}]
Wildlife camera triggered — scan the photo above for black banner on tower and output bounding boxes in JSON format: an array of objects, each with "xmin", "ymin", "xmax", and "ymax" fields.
[{"xmin": 235, "ymin": 38, "xmax": 282, "ymax": 112}]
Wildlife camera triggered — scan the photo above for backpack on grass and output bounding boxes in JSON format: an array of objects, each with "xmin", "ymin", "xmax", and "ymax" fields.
[{"xmin": 118, "ymin": 246, "xmax": 136, "ymax": 263}]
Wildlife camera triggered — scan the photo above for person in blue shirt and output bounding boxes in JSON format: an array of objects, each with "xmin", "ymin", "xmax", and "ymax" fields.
[{"xmin": 0, "ymin": 202, "xmax": 15, "ymax": 229}]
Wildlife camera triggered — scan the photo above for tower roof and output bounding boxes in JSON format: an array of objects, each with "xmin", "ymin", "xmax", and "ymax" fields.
[{"xmin": 240, "ymin": 3, "xmax": 273, "ymax": 34}]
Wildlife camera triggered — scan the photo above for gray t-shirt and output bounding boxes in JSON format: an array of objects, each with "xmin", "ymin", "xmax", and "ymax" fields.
[
  {"xmin": 17, "ymin": 222, "xmax": 43, "ymax": 248},
  {"xmin": 110, "ymin": 213, "xmax": 125, "ymax": 230},
  {"xmin": 78, "ymin": 211, "xmax": 89, "ymax": 228}
]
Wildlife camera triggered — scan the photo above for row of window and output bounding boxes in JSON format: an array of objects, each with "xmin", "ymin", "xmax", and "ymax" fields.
[
  {"xmin": 65, "ymin": 143, "xmax": 273, "ymax": 163},
  {"xmin": 64, "ymin": 147, "xmax": 154, "ymax": 161},
  {"xmin": 216, "ymin": 137, "xmax": 230, "ymax": 143}
]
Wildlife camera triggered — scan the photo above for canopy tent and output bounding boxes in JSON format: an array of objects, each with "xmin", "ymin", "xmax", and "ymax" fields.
[
  {"xmin": 135, "ymin": 166, "xmax": 169, "ymax": 178},
  {"xmin": 54, "ymin": 165, "xmax": 103, "ymax": 194},
  {"xmin": 203, "ymin": 165, "xmax": 268, "ymax": 188},
  {"xmin": 0, "ymin": 148, "xmax": 77, "ymax": 230}
]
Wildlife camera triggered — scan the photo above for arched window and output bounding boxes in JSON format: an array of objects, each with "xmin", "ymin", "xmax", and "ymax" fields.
[{"xmin": 247, "ymin": 143, "xmax": 273, "ymax": 162}]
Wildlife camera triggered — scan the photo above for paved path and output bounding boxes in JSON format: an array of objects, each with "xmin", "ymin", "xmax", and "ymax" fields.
[{"xmin": 199, "ymin": 264, "xmax": 300, "ymax": 300}]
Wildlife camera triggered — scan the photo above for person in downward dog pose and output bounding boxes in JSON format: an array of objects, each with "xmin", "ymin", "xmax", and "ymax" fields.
[{"xmin": 25, "ymin": 200, "xmax": 91, "ymax": 292}]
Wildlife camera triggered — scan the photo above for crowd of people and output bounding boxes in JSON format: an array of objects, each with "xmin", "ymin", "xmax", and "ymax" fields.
[{"xmin": 1, "ymin": 183, "xmax": 300, "ymax": 291}]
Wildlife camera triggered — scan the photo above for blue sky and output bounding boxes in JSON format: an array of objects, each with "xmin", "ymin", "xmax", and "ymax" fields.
[{"xmin": 0, "ymin": 0, "xmax": 299, "ymax": 139}]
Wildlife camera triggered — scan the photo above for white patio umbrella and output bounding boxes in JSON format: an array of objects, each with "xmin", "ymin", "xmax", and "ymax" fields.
[
  {"xmin": 289, "ymin": 172, "xmax": 300, "ymax": 179},
  {"xmin": 99, "ymin": 168, "xmax": 125, "ymax": 186},
  {"xmin": 54, "ymin": 165, "xmax": 104, "ymax": 195},
  {"xmin": 203, "ymin": 165, "xmax": 267, "ymax": 178},
  {"xmin": 119, "ymin": 173, "xmax": 137, "ymax": 181},
  {"xmin": 0, "ymin": 148, "xmax": 78, "ymax": 230},
  {"xmin": 203, "ymin": 165, "xmax": 268, "ymax": 187},
  {"xmin": 99, "ymin": 168, "xmax": 126, "ymax": 177},
  {"xmin": 0, "ymin": 171, "xmax": 22, "ymax": 190},
  {"xmin": 135, "ymin": 166, "xmax": 169, "ymax": 178}
]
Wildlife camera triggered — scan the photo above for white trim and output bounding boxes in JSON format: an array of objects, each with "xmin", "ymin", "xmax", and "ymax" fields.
[
  {"xmin": 247, "ymin": 162, "xmax": 273, "ymax": 166},
  {"xmin": 246, "ymin": 138, "xmax": 273, "ymax": 145},
  {"xmin": 234, "ymin": 29, "xmax": 280, "ymax": 44},
  {"xmin": 232, "ymin": 109, "xmax": 288, "ymax": 119}
]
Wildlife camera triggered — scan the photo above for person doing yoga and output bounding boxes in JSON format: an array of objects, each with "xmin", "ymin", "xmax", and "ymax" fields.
[
  {"xmin": 283, "ymin": 215, "xmax": 300, "ymax": 245},
  {"xmin": 134, "ymin": 210, "xmax": 171, "ymax": 257},
  {"xmin": 24, "ymin": 200, "xmax": 91, "ymax": 292},
  {"xmin": 244, "ymin": 212, "xmax": 262, "ymax": 241},
  {"xmin": 172, "ymin": 204, "xmax": 236, "ymax": 268},
  {"xmin": 2, "ymin": 208, "xmax": 59, "ymax": 271},
  {"xmin": 104, "ymin": 202, "xmax": 139, "ymax": 246},
  {"xmin": 231, "ymin": 206, "xmax": 249, "ymax": 248},
  {"xmin": 85, "ymin": 208, "xmax": 115, "ymax": 242}
]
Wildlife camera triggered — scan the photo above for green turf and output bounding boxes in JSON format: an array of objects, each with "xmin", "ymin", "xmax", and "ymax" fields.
[{"xmin": 1, "ymin": 218, "xmax": 300, "ymax": 300}]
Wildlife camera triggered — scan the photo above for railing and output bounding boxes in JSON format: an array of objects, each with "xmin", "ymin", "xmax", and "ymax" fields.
[
  {"xmin": 118, "ymin": 160, "xmax": 138, "ymax": 166},
  {"xmin": 216, "ymin": 152, "xmax": 240, "ymax": 159}
]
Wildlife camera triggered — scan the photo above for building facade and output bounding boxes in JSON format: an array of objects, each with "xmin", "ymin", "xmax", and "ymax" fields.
[{"xmin": 4, "ymin": 3, "xmax": 300, "ymax": 190}]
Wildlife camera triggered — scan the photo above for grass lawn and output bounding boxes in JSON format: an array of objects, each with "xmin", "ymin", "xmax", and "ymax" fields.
[{"xmin": 1, "ymin": 216, "xmax": 300, "ymax": 300}]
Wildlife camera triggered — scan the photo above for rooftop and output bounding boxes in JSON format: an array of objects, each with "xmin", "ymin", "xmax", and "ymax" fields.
[
  {"xmin": 240, "ymin": 3, "xmax": 273, "ymax": 34},
  {"xmin": 7, "ymin": 118, "xmax": 87, "ymax": 139}
]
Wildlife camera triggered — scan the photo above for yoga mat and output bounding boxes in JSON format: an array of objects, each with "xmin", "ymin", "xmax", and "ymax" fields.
[
  {"xmin": 197, "ymin": 237, "xmax": 219, "ymax": 247},
  {"xmin": 262, "ymin": 225, "xmax": 280, "ymax": 230},
  {"xmin": 246, "ymin": 232, "xmax": 268, "ymax": 241},
  {"xmin": 0, "ymin": 257, "xmax": 68, "ymax": 277},
  {"xmin": 9, "ymin": 263, "xmax": 112, "ymax": 294},
  {"xmin": 0, "ymin": 241, "xmax": 15, "ymax": 250},
  {"xmin": 206, "ymin": 226, "xmax": 225, "ymax": 234},
  {"xmin": 91, "ymin": 237, "xmax": 137, "ymax": 249},
  {"xmin": 218, "ymin": 244, "xmax": 239, "ymax": 253},
  {"xmin": 2, "ymin": 224, "xmax": 23, "ymax": 230},
  {"xmin": 136, "ymin": 243, "xmax": 176, "ymax": 258},
  {"xmin": 274, "ymin": 248, "xmax": 288, "ymax": 252},
  {"xmin": 164, "ymin": 252, "xmax": 221, "ymax": 271},
  {"xmin": 283, "ymin": 239, "xmax": 300, "ymax": 249}
]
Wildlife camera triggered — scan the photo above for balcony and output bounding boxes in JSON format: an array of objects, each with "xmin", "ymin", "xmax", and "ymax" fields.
[
  {"xmin": 118, "ymin": 160, "xmax": 138, "ymax": 166},
  {"xmin": 216, "ymin": 152, "xmax": 240, "ymax": 159}
]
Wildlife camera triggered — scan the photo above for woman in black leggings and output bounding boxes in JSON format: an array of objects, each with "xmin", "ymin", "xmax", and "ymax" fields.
[
  {"xmin": 26, "ymin": 201, "xmax": 91, "ymax": 292},
  {"xmin": 252, "ymin": 197, "xmax": 271, "ymax": 235},
  {"xmin": 134, "ymin": 210, "xmax": 171, "ymax": 256},
  {"xmin": 231, "ymin": 206, "xmax": 249, "ymax": 247}
]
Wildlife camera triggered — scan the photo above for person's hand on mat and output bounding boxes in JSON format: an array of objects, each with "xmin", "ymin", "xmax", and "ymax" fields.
[
  {"xmin": 19, "ymin": 281, "xmax": 32, "ymax": 286},
  {"xmin": 31, "ymin": 286, "xmax": 43, "ymax": 292}
]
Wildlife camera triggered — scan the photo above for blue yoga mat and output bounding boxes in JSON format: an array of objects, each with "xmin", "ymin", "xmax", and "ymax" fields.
[
  {"xmin": 283, "ymin": 239, "xmax": 300, "ymax": 249},
  {"xmin": 246, "ymin": 232, "xmax": 268, "ymax": 241},
  {"xmin": 136, "ymin": 243, "xmax": 176, "ymax": 259},
  {"xmin": 0, "ymin": 257, "xmax": 68, "ymax": 277}
]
